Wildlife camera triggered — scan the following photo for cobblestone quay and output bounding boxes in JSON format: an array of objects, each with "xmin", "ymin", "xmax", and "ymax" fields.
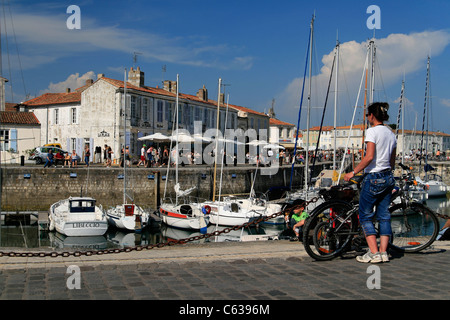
[{"xmin": 1, "ymin": 240, "xmax": 449, "ymax": 306}]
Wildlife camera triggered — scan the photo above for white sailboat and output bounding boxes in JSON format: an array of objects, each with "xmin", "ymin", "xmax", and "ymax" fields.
[
  {"xmin": 106, "ymin": 69, "xmax": 150, "ymax": 231},
  {"xmin": 395, "ymin": 80, "xmax": 427, "ymax": 203},
  {"xmin": 415, "ymin": 57, "xmax": 449, "ymax": 198},
  {"xmin": 201, "ymin": 86, "xmax": 284, "ymax": 227},
  {"xmin": 49, "ymin": 196, "xmax": 108, "ymax": 237},
  {"xmin": 284, "ymin": 15, "xmax": 326, "ymax": 212},
  {"xmin": 158, "ymin": 74, "xmax": 210, "ymax": 231}
]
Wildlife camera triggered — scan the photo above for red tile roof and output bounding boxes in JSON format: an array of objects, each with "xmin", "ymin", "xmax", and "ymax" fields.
[
  {"xmin": 23, "ymin": 92, "xmax": 82, "ymax": 106},
  {"xmin": 0, "ymin": 111, "xmax": 40, "ymax": 125},
  {"xmin": 5, "ymin": 102, "xmax": 18, "ymax": 112},
  {"xmin": 269, "ymin": 118, "xmax": 295, "ymax": 127},
  {"xmin": 101, "ymin": 77, "xmax": 233, "ymax": 110},
  {"xmin": 225, "ymin": 103, "xmax": 268, "ymax": 117}
]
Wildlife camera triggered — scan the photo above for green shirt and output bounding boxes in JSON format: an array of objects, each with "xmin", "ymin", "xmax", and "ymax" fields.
[{"xmin": 292, "ymin": 210, "xmax": 308, "ymax": 222}]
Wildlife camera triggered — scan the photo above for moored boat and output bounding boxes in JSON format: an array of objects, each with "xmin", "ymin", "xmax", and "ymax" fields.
[
  {"xmin": 106, "ymin": 204, "xmax": 150, "ymax": 232},
  {"xmin": 159, "ymin": 201, "xmax": 209, "ymax": 231},
  {"xmin": 49, "ymin": 197, "xmax": 108, "ymax": 237}
]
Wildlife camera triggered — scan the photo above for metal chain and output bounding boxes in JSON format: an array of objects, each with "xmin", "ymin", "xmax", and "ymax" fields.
[{"xmin": 0, "ymin": 196, "xmax": 322, "ymax": 258}]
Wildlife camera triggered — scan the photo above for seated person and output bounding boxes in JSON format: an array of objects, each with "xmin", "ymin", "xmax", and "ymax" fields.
[
  {"xmin": 64, "ymin": 153, "xmax": 71, "ymax": 167},
  {"xmin": 284, "ymin": 202, "xmax": 308, "ymax": 241},
  {"xmin": 54, "ymin": 151, "xmax": 64, "ymax": 166}
]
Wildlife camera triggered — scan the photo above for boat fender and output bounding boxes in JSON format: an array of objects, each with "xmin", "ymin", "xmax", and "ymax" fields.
[
  {"xmin": 49, "ymin": 216, "xmax": 55, "ymax": 231},
  {"xmin": 199, "ymin": 216, "xmax": 207, "ymax": 234},
  {"xmin": 202, "ymin": 205, "xmax": 211, "ymax": 215}
]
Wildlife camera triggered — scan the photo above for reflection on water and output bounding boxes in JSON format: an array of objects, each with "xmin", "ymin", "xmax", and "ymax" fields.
[
  {"xmin": 0, "ymin": 214, "xmax": 286, "ymax": 250},
  {"xmin": 1, "ymin": 196, "xmax": 448, "ymax": 250}
]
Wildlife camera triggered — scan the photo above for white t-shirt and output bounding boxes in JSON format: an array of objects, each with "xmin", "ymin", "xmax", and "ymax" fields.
[{"xmin": 364, "ymin": 125, "xmax": 397, "ymax": 173}]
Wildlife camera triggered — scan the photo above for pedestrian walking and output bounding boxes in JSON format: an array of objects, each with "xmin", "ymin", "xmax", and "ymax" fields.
[{"xmin": 43, "ymin": 149, "xmax": 54, "ymax": 168}]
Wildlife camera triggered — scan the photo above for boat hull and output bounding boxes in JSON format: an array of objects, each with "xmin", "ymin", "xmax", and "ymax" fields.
[
  {"xmin": 49, "ymin": 197, "xmax": 108, "ymax": 237},
  {"xmin": 204, "ymin": 200, "xmax": 284, "ymax": 226},
  {"xmin": 427, "ymin": 182, "xmax": 448, "ymax": 197},
  {"xmin": 159, "ymin": 203, "xmax": 209, "ymax": 230},
  {"xmin": 55, "ymin": 220, "xmax": 108, "ymax": 237},
  {"xmin": 106, "ymin": 204, "xmax": 149, "ymax": 231}
]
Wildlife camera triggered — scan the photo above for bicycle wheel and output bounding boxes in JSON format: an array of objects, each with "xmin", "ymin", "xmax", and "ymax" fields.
[
  {"xmin": 302, "ymin": 199, "xmax": 358, "ymax": 261},
  {"xmin": 389, "ymin": 202, "xmax": 439, "ymax": 253}
]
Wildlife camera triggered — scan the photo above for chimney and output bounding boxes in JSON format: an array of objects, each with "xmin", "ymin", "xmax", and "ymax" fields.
[
  {"xmin": 66, "ymin": 88, "xmax": 71, "ymax": 93},
  {"xmin": 163, "ymin": 80, "xmax": 177, "ymax": 94},
  {"xmin": 128, "ymin": 66, "xmax": 145, "ymax": 87},
  {"xmin": 196, "ymin": 85, "xmax": 208, "ymax": 101},
  {"xmin": 97, "ymin": 73, "xmax": 105, "ymax": 79},
  {"xmin": 86, "ymin": 79, "xmax": 94, "ymax": 85},
  {"xmin": 219, "ymin": 93, "xmax": 225, "ymax": 105}
]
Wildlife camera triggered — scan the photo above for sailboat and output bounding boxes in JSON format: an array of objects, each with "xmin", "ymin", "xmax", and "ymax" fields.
[
  {"xmin": 284, "ymin": 15, "xmax": 328, "ymax": 212},
  {"xmin": 415, "ymin": 57, "xmax": 449, "ymax": 198},
  {"xmin": 394, "ymin": 80, "xmax": 427, "ymax": 203},
  {"xmin": 200, "ymin": 85, "xmax": 284, "ymax": 227},
  {"xmin": 106, "ymin": 69, "xmax": 150, "ymax": 231},
  {"xmin": 158, "ymin": 74, "xmax": 210, "ymax": 231}
]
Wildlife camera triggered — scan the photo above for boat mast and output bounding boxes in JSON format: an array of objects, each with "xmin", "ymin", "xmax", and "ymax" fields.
[
  {"xmin": 304, "ymin": 13, "xmax": 314, "ymax": 193},
  {"xmin": 333, "ymin": 38, "xmax": 339, "ymax": 171},
  {"xmin": 419, "ymin": 56, "xmax": 430, "ymax": 180},
  {"xmin": 175, "ymin": 74, "xmax": 180, "ymax": 205},
  {"xmin": 212, "ymin": 78, "xmax": 222, "ymax": 202},
  {"xmin": 123, "ymin": 69, "xmax": 127, "ymax": 204},
  {"xmin": 289, "ymin": 16, "xmax": 311, "ymax": 190},
  {"xmin": 395, "ymin": 80, "xmax": 405, "ymax": 164}
]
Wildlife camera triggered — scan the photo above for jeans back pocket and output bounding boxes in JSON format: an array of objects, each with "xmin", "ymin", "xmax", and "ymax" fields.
[{"xmin": 369, "ymin": 178, "xmax": 388, "ymax": 195}]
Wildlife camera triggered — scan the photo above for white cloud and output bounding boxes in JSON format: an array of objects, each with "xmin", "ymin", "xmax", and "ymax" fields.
[
  {"xmin": 275, "ymin": 30, "xmax": 450, "ymax": 127},
  {"xmin": 441, "ymin": 99, "xmax": 450, "ymax": 107},
  {"xmin": 9, "ymin": 11, "xmax": 252, "ymax": 71},
  {"xmin": 41, "ymin": 71, "xmax": 96, "ymax": 93}
]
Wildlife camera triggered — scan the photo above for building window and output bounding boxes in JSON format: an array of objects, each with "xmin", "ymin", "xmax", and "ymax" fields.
[
  {"xmin": 142, "ymin": 98, "xmax": 148, "ymax": 121},
  {"xmin": 203, "ymin": 109, "xmax": 209, "ymax": 128},
  {"xmin": 0, "ymin": 129, "xmax": 9, "ymax": 151},
  {"xmin": 131, "ymin": 96, "xmax": 137, "ymax": 120},
  {"xmin": 71, "ymin": 108, "xmax": 77, "ymax": 124},
  {"xmin": 157, "ymin": 101, "xmax": 163, "ymax": 122},
  {"xmin": 195, "ymin": 106, "xmax": 201, "ymax": 121},
  {"xmin": 54, "ymin": 109, "xmax": 59, "ymax": 125}
]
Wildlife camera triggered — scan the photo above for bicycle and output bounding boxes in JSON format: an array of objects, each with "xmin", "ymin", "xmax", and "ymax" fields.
[{"xmin": 302, "ymin": 163, "xmax": 440, "ymax": 261}]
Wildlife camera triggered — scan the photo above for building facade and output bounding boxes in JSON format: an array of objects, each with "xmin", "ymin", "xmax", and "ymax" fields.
[
  {"xmin": 0, "ymin": 103, "xmax": 41, "ymax": 164},
  {"xmin": 23, "ymin": 68, "xmax": 253, "ymax": 161}
]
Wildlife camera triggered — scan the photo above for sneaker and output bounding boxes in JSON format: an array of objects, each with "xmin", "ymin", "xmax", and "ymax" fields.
[
  {"xmin": 380, "ymin": 251, "xmax": 389, "ymax": 262},
  {"xmin": 356, "ymin": 251, "xmax": 382, "ymax": 263},
  {"xmin": 290, "ymin": 236, "xmax": 299, "ymax": 242}
]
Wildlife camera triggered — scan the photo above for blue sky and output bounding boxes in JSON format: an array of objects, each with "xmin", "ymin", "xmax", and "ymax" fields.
[{"xmin": 2, "ymin": 0, "xmax": 450, "ymax": 133}]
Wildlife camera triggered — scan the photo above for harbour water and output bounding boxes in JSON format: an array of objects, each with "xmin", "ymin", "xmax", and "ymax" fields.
[
  {"xmin": 0, "ymin": 212, "xmax": 286, "ymax": 250},
  {"xmin": 1, "ymin": 197, "xmax": 449, "ymax": 251}
]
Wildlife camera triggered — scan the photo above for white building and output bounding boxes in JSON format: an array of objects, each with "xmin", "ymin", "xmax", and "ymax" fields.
[
  {"xmin": 22, "ymin": 68, "xmax": 249, "ymax": 161},
  {"xmin": 0, "ymin": 103, "xmax": 41, "ymax": 164}
]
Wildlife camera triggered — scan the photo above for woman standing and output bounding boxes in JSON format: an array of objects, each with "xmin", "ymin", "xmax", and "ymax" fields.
[
  {"xmin": 84, "ymin": 145, "xmax": 90, "ymax": 167},
  {"xmin": 344, "ymin": 102, "xmax": 397, "ymax": 263}
]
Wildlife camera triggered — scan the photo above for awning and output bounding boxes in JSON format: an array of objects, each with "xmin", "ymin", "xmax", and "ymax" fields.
[{"xmin": 279, "ymin": 143, "xmax": 297, "ymax": 149}]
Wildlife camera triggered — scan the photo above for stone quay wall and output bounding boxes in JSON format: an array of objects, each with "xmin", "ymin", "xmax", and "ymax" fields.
[{"xmin": 0, "ymin": 165, "xmax": 319, "ymax": 212}]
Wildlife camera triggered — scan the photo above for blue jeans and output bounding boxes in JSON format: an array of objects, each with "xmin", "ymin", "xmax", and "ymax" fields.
[{"xmin": 359, "ymin": 170, "xmax": 395, "ymax": 237}]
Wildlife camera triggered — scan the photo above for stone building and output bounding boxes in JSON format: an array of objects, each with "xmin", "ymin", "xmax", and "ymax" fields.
[{"xmin": 22, "ymin": 67, "xmax": 253, "ymax": 161}]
